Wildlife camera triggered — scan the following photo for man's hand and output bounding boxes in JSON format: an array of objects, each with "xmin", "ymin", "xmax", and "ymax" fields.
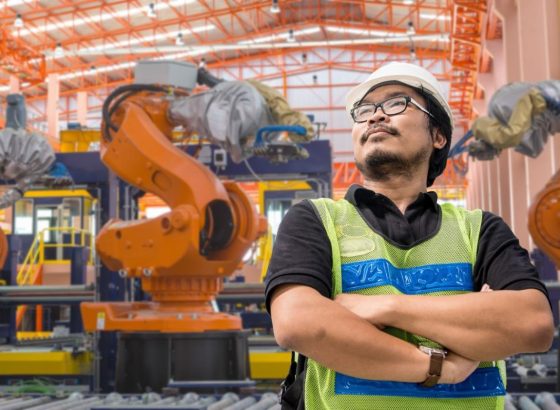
[
  {"xmin": 439, "ymin": 352, "xmax": 480, "ymax": 384},
  {"xmin": 334, "ymin": 293, "xmax": 393, "ymax": 328}
]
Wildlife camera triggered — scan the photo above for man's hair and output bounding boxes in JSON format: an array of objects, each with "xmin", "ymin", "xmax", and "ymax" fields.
[{"xmin": 419, "ymin": 88, "xmax": 452, "ymax": 187}]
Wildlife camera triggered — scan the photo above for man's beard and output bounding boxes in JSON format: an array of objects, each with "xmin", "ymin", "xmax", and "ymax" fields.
[{"xmin": 356, "ymin": 144, "xmax": 432, "ymax": 182}]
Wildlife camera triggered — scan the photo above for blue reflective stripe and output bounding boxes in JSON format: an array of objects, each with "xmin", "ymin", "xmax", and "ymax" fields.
[
  {"xmin": 335, "ymin": 367, "xmax": 506, "ymax": 398},
  {"xmin": 341, "ymin": 259, "xmax": 473, "ymax": 294}
]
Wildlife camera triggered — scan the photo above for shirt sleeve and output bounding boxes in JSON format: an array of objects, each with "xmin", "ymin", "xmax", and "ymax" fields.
[
  {"xmin": 473, "ymin": 211, "xmax": 550, "ymax": 300},
  {"xmin": 264, "ymin": 200, "xmax": 333, "ymax": 313}
]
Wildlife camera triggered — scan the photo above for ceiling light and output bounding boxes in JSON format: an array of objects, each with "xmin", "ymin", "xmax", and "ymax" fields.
[
  {"xmin": 15, "ymin": 0, "xmax": 197, "ymax": 37},
  {"xmin": 403, "ymin": 0, "xmax": 414, "ymax": 4},
  {"xmin": 0, "ymin": 0, "xmax": 34, "ymax": 8},
  {"xmin": 14, "ymin": 13, "xmax": 23, "ymax": 28},
  {"xmin": 54, "ymin": 42, "xmax": 64, "ymax": 58},
  {"xmin": 325, "ymin": 26, "xmax": 401, "ymax": 38},
  {"xmin": 270, "ymin": 0, "xmax": 280, "ymax": 14},
  {"xmin": 420, "ymin": 13, "xmax": 451, "ymax": 21},
  {"xmin": 175, "ymin": 33, "xmax": 184, "ymax": 46},
  {"xmin": 238, "ymin": 27, "xmax": 320, "ymax": 45},
  {"xmin": 147, "ymin": 3, "xmax": 156, "ymax": 18},
  {"xmin": 30, "ymin": 24, "xmax": 215, "ymax": 64},
  {"xmin": 406, "ymin": 21, "xmax": 415, "ymax": 35},
  {"xmin": 287, "ymin": 29, "xmax": 296, "ymax": 42}
]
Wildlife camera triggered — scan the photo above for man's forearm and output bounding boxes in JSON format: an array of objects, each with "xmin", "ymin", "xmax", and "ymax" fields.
[
  {"xmin": 271, "ymin": 285, "xmax": 431, "ymax": 382},
  {"xmin": 385, "ymin": 289, "xmax": 553, "ymax": 361}
]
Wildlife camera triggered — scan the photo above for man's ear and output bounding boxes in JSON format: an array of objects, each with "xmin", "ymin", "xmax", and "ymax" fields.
[{"xmin": 432, "ymin": 129, "xmax": 446, "ymax": 149}]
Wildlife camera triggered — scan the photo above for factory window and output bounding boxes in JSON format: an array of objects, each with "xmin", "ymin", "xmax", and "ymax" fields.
[
  {"xmin": 61, "ymin": 198, "xmax": 82, "ymax": 229},
  {"xmin": 36, "ymin": 207, "xmax": 56, "ymax": 243},
  {"xmin": 13, "ymin": 199, "xmax": 34, "ymax": 235}
]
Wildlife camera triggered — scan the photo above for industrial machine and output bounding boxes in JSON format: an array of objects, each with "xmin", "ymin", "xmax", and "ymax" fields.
[
  {"xmin": 449, "ymin": 80, "xmax": 560, "ymax": 271},
  {"xmin": 529, "ymin": 170, "xmax": 560, "ymax": 268},
  {"xmin": 79, "ymin": 62, "xmax": 314, "ymax": 392},
  {"xmin": 80, "ymin": 83, "xmax": 267, "ymax": 333}
]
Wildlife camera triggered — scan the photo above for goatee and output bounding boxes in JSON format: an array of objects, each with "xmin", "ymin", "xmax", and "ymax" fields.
[{"xmin": 356, "ymin": 148, "xmax": 431, "ymax": 182}]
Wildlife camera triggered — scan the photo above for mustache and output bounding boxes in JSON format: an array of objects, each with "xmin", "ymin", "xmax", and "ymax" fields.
[{"xmin": 360, "ymin": 125, "xmax": 399, "ymax": 144}]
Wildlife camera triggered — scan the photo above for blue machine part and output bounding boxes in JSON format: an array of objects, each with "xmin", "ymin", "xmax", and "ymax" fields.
[
  {"xmin": 253, "ymin": 125, "xmax": 307, "ymax": 147},
  {"xmin": 40, "ymin": 162, "xmax": 75, "ymax": 188}
]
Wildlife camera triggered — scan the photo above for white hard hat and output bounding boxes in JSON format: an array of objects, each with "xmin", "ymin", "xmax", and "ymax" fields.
[{"xmin": 345, "ymin": 62, "xmax": 453, "ymax": 128}]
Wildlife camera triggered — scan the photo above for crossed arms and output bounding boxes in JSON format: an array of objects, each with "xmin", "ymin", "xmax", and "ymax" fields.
[{"xmin": 270, "ymin": 283, "xmax": 554, "ymax": 384}]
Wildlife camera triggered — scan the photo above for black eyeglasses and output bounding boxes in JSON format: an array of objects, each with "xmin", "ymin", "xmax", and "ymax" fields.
[{"xmin": 351, "ymin": 95, "xmax": 434, "ymax": 123}]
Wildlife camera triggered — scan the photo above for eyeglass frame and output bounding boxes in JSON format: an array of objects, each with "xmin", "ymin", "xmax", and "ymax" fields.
[{"xmin": 350, "ymin": 95, "xmax": 435, "ymax": 123}]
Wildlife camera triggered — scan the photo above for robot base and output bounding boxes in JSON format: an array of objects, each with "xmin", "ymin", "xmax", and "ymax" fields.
[{"xmin": 115, "ymin": 330, "xmax": 251, "ymax": 393}]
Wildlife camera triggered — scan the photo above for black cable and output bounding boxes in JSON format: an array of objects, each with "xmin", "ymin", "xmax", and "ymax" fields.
[
  {"xmin": 196, "ymin": 67, "xmax": 224, "ymax": 88},
  {"xmin": 102, "ymin": 84, "xmax": 169, "ymax": 142}
]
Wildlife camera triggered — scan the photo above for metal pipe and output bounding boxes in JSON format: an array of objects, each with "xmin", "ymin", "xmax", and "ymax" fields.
[
  {"xmin": 192, "ymin": 397, "xmax": 217, "ymax": 407},
  {"xmin": 0, "ymin": 285, "xmax": 93, "ymax": 293},
  {"xmin": 224, "ymin": 397, "xmax": 257, "ymax": 410},
  {"xmin": 66, "ymin": 398, "xmax": 103, "ymax": 410},
  {"xmin": 215, "ymin": 294, "xmax": 264, "ymax": 303},
  {"xmin": 535, "ymin": 392, "xmax": 560, "ymax": 410},
  {"xmin": 30, "ymin": 393, "xmax": 88, "ymax": 410},
  {"xmin": 518, "ymin": 396, "xmax": 541, "ymax": 410},
  {"xmin": 0, "ymin": 296, "xmax": 93, "ymax": 304},
  {"xmin": 0, "ymin": 398, "xmax": 25, "ymax": 410},
  {"xmin": 179, "ymin": 393, "xmax": 200, "ymax": 404},
  {"xmin": 0, "ymin": 397, "xmax": 50, "ymax": 410},
  {"xmin": 149, "ymin": 397, "xmax": 177, "ymax": 406},
  {"xmin": 246, "ymin": 393, "xmax": 278, "ymax": 410},
  {"xmin": 207, "ymin": 393, "xmax": 239, "ymax": 410},
  {"xmin": 26, "ymin": 397, "xmax": 77, "ymax": 410}
]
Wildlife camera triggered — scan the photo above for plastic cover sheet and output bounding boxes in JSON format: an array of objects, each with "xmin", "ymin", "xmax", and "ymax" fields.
[
  {"xmin": 168, "ymin": 80, "xmax": 315, "ymax": 163},
  {"xmin": 471, "ymin": 80, "xmax": 560, "ymax": 159},
  {"xmin": 168, "ymin": 81, "xmax": 273, "ymax": 163},
  {"xmin": 0, "ymin": 128, "xmax": 55, "ymax": 208},
  {"xmin": 246, "ymin": 79, "xmax": 314, "ymax": 143}
]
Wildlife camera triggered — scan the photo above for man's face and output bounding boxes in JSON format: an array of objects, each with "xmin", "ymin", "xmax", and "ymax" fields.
[{"xmin": 351, "ymin": 83, "xmax": 446, "ymax": 182}]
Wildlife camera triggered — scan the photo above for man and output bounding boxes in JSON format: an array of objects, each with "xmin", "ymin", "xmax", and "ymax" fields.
[{"xmin": 265, "ymin": 62, "xmax": 554, "ymax": 410}]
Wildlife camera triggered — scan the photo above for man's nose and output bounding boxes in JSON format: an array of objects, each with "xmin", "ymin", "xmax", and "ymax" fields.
[{"xmin": 367, "ymin": 107, "xmax": 388, "ymax": 124}]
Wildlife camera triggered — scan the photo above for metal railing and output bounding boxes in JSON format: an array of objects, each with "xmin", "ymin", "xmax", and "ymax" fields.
[{"xmin": 17, "ymin": 226, "xmax": 94, "ymax": 286}]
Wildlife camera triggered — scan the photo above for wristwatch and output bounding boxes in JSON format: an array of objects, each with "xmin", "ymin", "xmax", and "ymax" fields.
[{"xmin": 418, "ymin": 345, "xmax": 446, "ymax": 387}]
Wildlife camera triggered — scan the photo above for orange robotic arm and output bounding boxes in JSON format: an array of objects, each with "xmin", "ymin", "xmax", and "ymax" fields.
[
  {"xmin": 81, "ymin": 85, "xmax": 266, "ymax": 332},
  {"xmin": 529, "ymin": 169, "xmax": 560, "ymax": 268}
]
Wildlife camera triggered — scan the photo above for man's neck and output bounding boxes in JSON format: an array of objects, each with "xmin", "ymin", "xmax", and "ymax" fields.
[{"xmin": 362, "ymin": 177, "xmax": 428, "ymax": 214}]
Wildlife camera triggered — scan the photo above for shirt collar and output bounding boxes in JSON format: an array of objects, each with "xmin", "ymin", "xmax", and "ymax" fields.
[{"xmin": 344, "ymin": 184, "xmax": 439, "ymax": 210}]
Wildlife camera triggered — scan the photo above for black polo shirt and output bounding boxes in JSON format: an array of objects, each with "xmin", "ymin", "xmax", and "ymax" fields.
[{"xmin": 264, "ymin": 184, "xmax": 549, "ymax": 312}]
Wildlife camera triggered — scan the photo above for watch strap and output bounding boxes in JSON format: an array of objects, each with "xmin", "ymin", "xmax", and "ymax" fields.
[{"xmin": 420, "ymin": 350, "xmax": 445, "ymax": 387}]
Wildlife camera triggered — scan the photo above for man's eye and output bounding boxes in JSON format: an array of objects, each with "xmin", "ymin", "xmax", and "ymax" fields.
[{"xmin": 386, "ymin": 99, "xmax": 405, "ymax": 108}]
